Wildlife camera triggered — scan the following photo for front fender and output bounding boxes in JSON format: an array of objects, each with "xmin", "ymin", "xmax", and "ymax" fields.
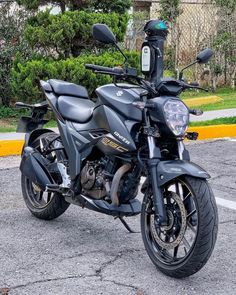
[{"xmin": 156, "ymin": 160, "xmax": 210, "ymax": 186}]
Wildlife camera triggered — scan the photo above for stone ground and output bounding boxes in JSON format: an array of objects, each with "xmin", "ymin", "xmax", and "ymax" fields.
[{"xmin": 0, "ymin": 139, "xmax": 236, "ymax": 295}]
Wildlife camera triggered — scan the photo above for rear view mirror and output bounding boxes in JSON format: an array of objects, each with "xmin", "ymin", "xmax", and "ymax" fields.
[
  {"xmin": 197, "ymin": 48, "xmax": 214, "ymax": 64},
  {"xmin": 92, "ymin": 24, "xmax": 116, "ymax": 44}
]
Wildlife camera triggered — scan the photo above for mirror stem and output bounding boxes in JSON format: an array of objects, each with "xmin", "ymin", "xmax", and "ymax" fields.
[
  {"xmin": 179, "ymin": 60, "xmax": 198, "ymax": 80},
  {"xmin": 115, "ymin": 43, "xmax": 129, "ymax": 69}
]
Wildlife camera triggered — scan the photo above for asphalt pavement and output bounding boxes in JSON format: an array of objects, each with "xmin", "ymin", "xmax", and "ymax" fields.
[{"xmin": 0, "ymin": 139, "xmax": 236, "ymax": 295}]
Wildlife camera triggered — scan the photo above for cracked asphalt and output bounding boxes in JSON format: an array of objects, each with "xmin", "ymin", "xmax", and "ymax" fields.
[{"xmin": 0, "ymin": 139, "xmax": 236, "ymax": 295}]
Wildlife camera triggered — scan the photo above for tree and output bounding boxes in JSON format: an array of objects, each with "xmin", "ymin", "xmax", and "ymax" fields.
[
  {"xmin": 158, "ymin": 0, "xmax": 182, "ymax": 72},
  {"xmin": 16, "ymin": 0, "xmax": 131, "ymax": 14},
  {"xmin": 23, "ymin": 10, "xmax": 129, "ymax": 58},
  {"xmin": 17, "ymin": 0, "xmax": 131, "ymax": 58},
  {"xmin": 213, "ymin": 0, "xmax": 236, "ymax": 12},
  {"xmin": 0, "ymin": 3, "xmax": 31, "ymax": 106},
  {"xmin": 209, "ymin": 1, "xmax": 236, "ymax": 89}
]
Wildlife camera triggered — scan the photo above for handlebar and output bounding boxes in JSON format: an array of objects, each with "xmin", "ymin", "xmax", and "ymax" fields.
[
  {"xmin": 85, "ymin": 64, "xmax": 124, "ymax": 75},
  {"xmin": 85, "ymin": 64, "xmax": 208, "ymax": 96},
  {"xmin": 15, "ymin": 102, "xmax": 33, "ymax": 109},
  {"xmin": 181, "ymin": 81, "xmax": 208, "ymax": 92}
]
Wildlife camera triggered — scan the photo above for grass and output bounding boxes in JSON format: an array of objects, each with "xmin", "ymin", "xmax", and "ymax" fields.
[
  {"xmin": 0, "ymin": 118, "xmax": 57, "ymax": 133},
  {"xmin": 0, "ymin": 118, "xmax": 19, "ymax": 133},
  {"xmin": 181, "ymin": 88, "xmax": 236, "ymax": 111},
  {"xmin": 190, "ymin": 116, "xmax": 236, "ymax": 127},
  {"xmin": 0, "ymin": 87, "xmax": 235, "ymax": 132}
]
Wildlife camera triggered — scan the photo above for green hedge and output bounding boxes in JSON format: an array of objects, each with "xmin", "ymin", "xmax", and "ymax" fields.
[
  {"xmin": 24, "ymin": 10, "xmax": 129, "ymax": 58},
  {"xmin": 11, "ymin": 51, "xmax": 140, "ymax": 104}
]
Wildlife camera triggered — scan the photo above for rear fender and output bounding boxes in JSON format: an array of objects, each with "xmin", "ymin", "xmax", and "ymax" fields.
[
  {"xmin": 20, "ymin": 146, "xmax": 54, "ymax": 191},
  {"xmin": 24, "ymin": 128, "xmax": 56, "ymax": 147}
]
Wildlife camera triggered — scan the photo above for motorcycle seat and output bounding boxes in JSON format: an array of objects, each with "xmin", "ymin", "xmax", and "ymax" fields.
[
  {"xmin": 48, "ymin": 79, "xmax": 89, "ymax": 99},
  {"xmin": 57, "ymin": 95, "xmax": 95, "ymax": 123}
]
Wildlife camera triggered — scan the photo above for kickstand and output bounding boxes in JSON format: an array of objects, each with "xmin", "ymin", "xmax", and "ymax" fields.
[{"xmin": 116, "ymin": 217, "xmax": 139, "ymax": 233}]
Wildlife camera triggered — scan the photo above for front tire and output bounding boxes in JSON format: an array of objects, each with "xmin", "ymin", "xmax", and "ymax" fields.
[{"xmin": 141, "ymin": 176, "xmax": 218, "ymax": 278}]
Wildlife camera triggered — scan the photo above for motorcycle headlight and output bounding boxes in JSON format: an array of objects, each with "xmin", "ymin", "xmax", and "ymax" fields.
[{"xmin": 163, "ymin": 100, "xmax": 189, "ymax": 136}]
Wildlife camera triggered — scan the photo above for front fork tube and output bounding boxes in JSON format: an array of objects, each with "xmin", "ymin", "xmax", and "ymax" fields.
[{"xmin": 147, "ymin": 136, "xmax": 168, "ymax": 226}]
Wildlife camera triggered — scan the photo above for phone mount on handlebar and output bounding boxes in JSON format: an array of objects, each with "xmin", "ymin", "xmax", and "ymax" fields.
[{"xmin": 141, "ymin": 20, "xmax": 168, "ymax": 85}]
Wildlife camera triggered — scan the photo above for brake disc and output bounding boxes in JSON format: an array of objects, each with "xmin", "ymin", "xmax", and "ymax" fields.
[{"xmin": 150, "ymin": 192, "xmax": 187, "ymax": 250}]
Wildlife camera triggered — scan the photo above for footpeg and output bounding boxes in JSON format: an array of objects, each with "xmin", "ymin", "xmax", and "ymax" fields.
[{"xmin": 46, "ymin": 184, "xmax": 60, "ymax": 192}]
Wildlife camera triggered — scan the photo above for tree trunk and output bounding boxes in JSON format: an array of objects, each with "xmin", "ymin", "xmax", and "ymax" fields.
[
  {"xmin": 60, "ymin": 3, "xmax": 66, "ymax": 13},
  {"xmin": 231, "ymin": 68, "xmax": 236, "ymax": 89}
]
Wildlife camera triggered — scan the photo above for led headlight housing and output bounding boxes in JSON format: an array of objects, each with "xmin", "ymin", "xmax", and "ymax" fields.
[{"xmin": 163, "ymin": 100, "xmax": 189, "ymax": 136}]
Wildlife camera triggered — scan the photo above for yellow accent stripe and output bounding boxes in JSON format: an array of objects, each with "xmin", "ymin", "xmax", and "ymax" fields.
[
  {"xmin": 184, "ymin": 96, "xmax": 222, "ymax": 107},
  {"xmin": 0, "ymin": 140, "xmax": 24, "ymax": 157},
  {"xmin": 188, "ymin": 124, "xmax": 236, "ymax": 140}
]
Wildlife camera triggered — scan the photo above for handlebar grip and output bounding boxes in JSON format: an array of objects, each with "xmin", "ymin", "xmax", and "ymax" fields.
[{"xmin": 189, "ymin": 82, "xmax": 199, "ymax": 87}]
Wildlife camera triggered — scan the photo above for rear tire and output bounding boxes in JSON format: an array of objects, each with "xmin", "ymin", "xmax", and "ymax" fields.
[
  {"xmin": 141, "ymin": 176, "xmax": 218, "ymax": 278},
  {"xmin": 21, "ymin": 132, "xmax": 70, "ymax": 220}
]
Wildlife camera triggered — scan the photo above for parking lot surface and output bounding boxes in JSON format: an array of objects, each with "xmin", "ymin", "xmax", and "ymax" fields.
[{"xmin": 0, "ymin": 139, "xmax": 236, "ymax": 295}]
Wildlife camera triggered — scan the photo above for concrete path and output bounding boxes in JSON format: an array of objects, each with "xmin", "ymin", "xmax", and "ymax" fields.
[
  {"xmin": 0, "ymin": 128, "xmax": 58, "ymax": 140},
  {"xmin": 190, "ymin": 108, "xmax": 236, "ymax": 122}
]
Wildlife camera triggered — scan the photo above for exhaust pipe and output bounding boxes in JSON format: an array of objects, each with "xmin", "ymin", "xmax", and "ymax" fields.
[
  {"xmin": 110, "ymin": 163, "xmax": 131, "ymax": 206},
  {"xmin": 20, "ymin": 147, "xmax": 54, "ymax": 191}
]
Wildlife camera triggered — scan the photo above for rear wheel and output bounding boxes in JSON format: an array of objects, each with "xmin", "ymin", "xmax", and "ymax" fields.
[
  {"xmin": 21, "ymin": 132, "xmax": 70, "ymax": 220},
  {"xmin": 141, "ymin": 176, "xmax": 218, "ymax": 278}
]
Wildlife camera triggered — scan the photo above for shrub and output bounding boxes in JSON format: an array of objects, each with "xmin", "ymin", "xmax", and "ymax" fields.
[
  {"xmin": 0, "ymin": 3, "xmax": 31, "ymax": 106},
  {"xmin": 24, "ymin": 10, "xmax": 129, "ymax": 58},
  {"xmin": 11, "ymin": 51, "xmax": 140, "ymax": 104}
]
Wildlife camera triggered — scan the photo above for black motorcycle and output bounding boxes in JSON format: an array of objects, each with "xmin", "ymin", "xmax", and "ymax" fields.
[{"xmin": 16, "ymin": 20, "xmax": 218, "ymax": 278}]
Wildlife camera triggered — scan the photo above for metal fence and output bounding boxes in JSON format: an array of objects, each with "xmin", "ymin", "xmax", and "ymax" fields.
[{"xmin": 127, "ymin": 1, "xmax": 236, "ymax": 87}]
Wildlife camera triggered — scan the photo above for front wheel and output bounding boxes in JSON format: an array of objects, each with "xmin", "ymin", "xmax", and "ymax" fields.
[{"xmin": 141, "ymin": 176, "xmax": 218, "ymax": 278}]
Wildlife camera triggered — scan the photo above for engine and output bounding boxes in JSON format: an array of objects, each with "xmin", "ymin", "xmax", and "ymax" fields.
[
  {"xmin": 80, "ymin": 157, "xmax": 141, "ymax": 204},
  {"xmin": 80, "ymin": 161, "xmax": 108, "ymax": 199},
  {"xmin": 80, "ymin": 156, "xmax": 116, "ymax": 200}
]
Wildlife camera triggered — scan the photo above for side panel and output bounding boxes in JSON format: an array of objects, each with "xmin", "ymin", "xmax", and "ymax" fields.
[
  {"xmin": 44, "ymin": 91, "xmax": 138, "ymax": 180},
  {"xmin": 93, "ymin": 105, "xmax": 137, "ymax": 154},
  {"xmin": 71, "ymin": 105, "xmax": 138, "ymax": 155}
]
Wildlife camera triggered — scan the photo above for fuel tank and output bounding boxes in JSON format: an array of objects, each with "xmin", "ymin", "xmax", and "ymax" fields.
[{"xmin": 96, "ymin": 84, "xmax": 143, "ymax": 122}]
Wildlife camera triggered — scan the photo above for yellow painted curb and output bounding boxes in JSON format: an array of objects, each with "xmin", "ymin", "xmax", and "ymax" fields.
[
  {"xmin": 184, "ymin": 96, "xmax": 222, "ymax": 107},
  {"xmin": 188, "ymin": 124, "xmax": 236, "ymax": 140},
  {"xmin": 0, "ymin": 125, "xmax": 236, "ymax": 156},
  {"xmin": 0, "ymin": 140, "xmax": 24, "ymax": 157}
]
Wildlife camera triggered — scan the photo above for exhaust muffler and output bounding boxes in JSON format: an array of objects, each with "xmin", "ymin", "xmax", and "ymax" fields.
[{"xmin": 20, "ymin": 147, "xmax": 54, "ymax": 191}]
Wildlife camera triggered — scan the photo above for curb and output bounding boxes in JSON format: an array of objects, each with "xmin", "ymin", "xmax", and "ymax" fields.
[
  {"xmin": 0, "ymin": 140, "xmax": 24, "ymax": 157},
  {"xmin": 0, "ymin": 124, "xmax": 236, "ymax": 157},
  {"xmin": 188, "ymin": 124, "xmax": 236, "ymax": 140},
  {"xmin": 184, "ymin": 95, "xmax": 222, "ymax": 107}
]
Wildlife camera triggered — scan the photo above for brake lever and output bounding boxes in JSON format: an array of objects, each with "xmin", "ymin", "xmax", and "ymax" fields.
[
  {"xmin": 185, "ymin": 84, "xmax": 208, "ymax": 92},
  {"xmin": 195, "ymin": 86, "xmax": 209, "ymax": 92}
]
